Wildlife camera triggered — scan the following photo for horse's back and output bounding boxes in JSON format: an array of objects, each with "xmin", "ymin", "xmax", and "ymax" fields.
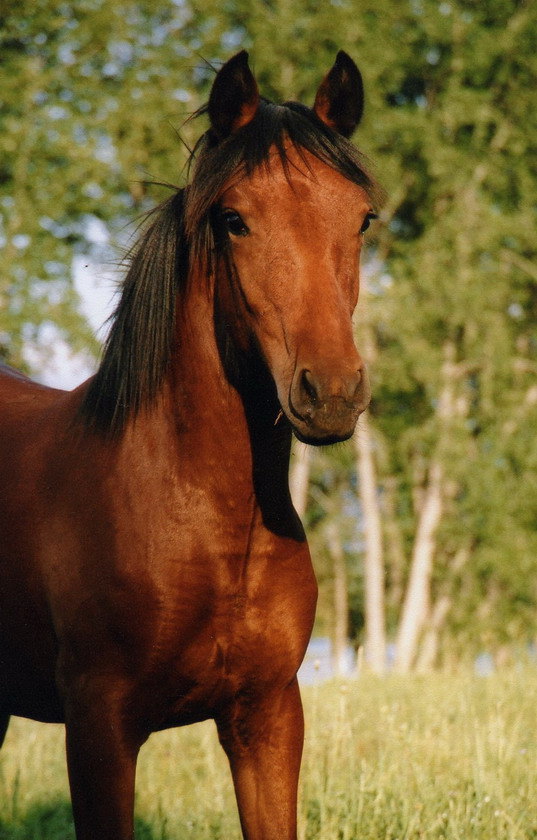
[
  {"xmin": 0, "ymin": 364, "xmax": 73, "ymax": 511},
  {"xmin": 0, "ymin": 363, "xmax": 67, "ymax": 407}
]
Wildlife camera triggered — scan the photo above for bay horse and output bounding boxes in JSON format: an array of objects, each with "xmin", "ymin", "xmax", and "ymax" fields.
[{"xmin": 0, "ymin": 50, "xmax": 378, "ymax": 839}]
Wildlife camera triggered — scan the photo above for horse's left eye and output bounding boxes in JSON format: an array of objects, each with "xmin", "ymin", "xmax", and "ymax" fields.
[
  {"xmin": 360, "ymin": 212, "xmax": 378, "ymax": 234},
  {"xmin": 222, "ymin": 210, "xmax": 250, "ymax": 237}
]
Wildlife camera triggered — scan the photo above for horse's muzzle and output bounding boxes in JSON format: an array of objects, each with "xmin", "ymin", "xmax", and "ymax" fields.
[{"xmin": 288, "ymin": 365, "xmax": 370, "ymax": 445}]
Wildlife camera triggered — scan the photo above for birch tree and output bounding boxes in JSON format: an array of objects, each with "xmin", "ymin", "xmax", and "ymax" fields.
[{"xmin": 355, "ymin": 413, "xmax": 386, "ymax": 673}]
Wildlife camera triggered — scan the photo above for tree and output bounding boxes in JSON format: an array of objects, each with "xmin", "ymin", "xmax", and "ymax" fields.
[
  {"xmin": 0, "ymin": 0, "xmax": 205, "ymax": 370},
  {"xmin": 366, "ymin": 0, "xmax": 537, "ymax": 666}
]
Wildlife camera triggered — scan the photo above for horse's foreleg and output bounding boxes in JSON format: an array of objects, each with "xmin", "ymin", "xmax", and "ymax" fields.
[
  {"xmin": 64, "ymin": 686, "xmax": 144, "ymax": 840},
  {"xmin": 217, "ymin": 678, "xmax": 304, "ymax": 840}
]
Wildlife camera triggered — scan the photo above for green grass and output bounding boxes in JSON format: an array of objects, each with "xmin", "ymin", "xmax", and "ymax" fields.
[{"xmin": 1, "ymin": 670, "xmax": 536, "ymax": 839}]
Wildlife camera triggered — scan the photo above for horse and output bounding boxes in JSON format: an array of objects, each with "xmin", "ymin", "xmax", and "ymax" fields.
[{"xmin": 0, "ymin": 50, "xmax": 378, "ymax": 839}]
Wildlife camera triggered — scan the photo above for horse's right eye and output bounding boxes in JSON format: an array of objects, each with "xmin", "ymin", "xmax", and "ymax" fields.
[{"xmin": 222, "ymin": 209, "xmax": 250, "ymax": 237}]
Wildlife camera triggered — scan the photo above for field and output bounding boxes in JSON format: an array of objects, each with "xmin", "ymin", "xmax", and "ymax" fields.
[{"xmin": 0, "ymin": 670, "xmax": 536, "ymax": 839}]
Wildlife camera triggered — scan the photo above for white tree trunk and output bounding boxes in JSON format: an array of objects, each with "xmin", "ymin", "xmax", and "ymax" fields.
[
  {"xmin": 326, "ymin": 521, "xmax": 349, "ymax": 677},
  {"xmin": 414, "ymin": 592, "xmax": 452, "ymax": 673},
  {"xmin": 289, "ymin": 443, "xmax": 312, "ymax": 519},
  {"xmin": 383, "ymin": 475, "xmax": 406, "ymax": 612},
  {"xmin": 355, "ymin": 412, "xmax": 386, "ymax": 674},
  {"xmin": 393, "ymin": 342, "xmax": 457, "ymax": 673},
  {"xmin": 415, "ymin": 544, "xmax": 470, "ymax": 672},
  {"xmin": 393, "ymin": 459, "xmax": 443, "ymax": 672}
]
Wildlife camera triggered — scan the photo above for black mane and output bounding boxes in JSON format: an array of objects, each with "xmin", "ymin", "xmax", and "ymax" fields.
[{"xmin": 79, "ymin": 99, "xmax": 379, "ymax": 436}]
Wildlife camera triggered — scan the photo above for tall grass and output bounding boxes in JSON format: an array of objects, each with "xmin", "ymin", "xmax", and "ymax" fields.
[{"xmin": 0, "ymin": 670, "xmax": 536, "ymax": 839}]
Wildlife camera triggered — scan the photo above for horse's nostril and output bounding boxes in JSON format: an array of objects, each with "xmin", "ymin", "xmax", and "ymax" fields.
[{"xmin": 301, "ymin": 369, "xmax": 318, "ymax": 403}]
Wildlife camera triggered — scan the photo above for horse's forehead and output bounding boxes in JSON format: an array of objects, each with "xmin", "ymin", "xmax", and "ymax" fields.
[{"xmin": 223, "ymin": 147, "xmax": 369, "ymax": 213}]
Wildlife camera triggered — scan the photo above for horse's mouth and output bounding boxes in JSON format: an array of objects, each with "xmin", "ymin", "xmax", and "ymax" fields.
[
  {"xmin": 286, "ymin": 403, "xmax": 362, "ymax": 446},
  {"xmin": 291, "ymin": 425, "xmax": 355, "ymax": 447},
  {"xmin": 283, "ymin": 375, "xmax": 368, "ymax": 447}
]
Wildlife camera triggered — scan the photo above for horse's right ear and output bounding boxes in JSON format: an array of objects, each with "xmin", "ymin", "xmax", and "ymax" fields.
[{"xmin": 208, "ymin": 51, "xmax": 260, "ymax": 139}]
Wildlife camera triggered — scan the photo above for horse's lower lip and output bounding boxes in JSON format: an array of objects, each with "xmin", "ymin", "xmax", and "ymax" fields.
[
  {"xmin": 285, "ymin": 389, "xmax": 367, "ymax": 444},
  {"xmin": 291, "ymin": 423, "xmax": 355, "ymax": 447},
  {"xmin": 285, "ymin": 401, "xmax": 363, "ymax": 446},
  {"xmin": 291, "ymin": 423, "xmax": 356, "ymax": 446}
]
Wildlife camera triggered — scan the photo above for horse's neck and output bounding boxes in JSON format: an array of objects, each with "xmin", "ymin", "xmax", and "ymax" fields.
[
  {"xmin": 167, "ymin": 280, "xmax": 249, "ymax": 465},
  {"xmin": 137, "ymin": 275, "xmax": 298, "ymax": 537}
]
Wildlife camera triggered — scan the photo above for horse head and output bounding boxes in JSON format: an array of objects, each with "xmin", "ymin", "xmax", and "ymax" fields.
[{"xmin": 195, "ymin": 51, "xmax": 376, "ymax": 445}]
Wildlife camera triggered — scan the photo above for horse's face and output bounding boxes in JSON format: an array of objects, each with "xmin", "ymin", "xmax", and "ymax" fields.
[
  {"xmin": 220, "ymin": 148, "xmax": 372, "ymax": 445},
  {"xmin": 206, "ymin": 49, "xmax": 375, "ymax": 445}
]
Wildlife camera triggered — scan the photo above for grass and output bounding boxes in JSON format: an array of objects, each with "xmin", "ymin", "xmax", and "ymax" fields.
[{"xmin": 0, "ymin": 670, "xmax": 536, "ymax": 839}]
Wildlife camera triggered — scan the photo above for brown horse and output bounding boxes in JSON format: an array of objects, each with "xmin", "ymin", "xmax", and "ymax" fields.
[{"xmin": 0, "ymin": 51, "xmax": 377, "ymax": 839}]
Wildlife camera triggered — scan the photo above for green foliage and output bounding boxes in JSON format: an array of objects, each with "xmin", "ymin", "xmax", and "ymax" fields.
[
  {"xmin": 0, "ymin": 0, "xmax": 205, "ymax": 368},
  {"xmin": 366, "ymin": 0, "xmax": 537, "ymax": 653}
]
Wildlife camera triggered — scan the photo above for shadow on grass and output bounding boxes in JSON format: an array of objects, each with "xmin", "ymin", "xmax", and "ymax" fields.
[{"xmin": 0, "ymin": 799, "xmax": 160, "ymax": 840}]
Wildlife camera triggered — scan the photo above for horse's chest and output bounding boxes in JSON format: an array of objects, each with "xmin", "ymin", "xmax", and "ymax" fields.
[{"xmin": 145, "ymin": 545, "xmax": 316, "ymax": 727}]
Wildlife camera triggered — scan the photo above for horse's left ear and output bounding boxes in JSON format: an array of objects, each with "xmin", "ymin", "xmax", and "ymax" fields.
[
  {"xmin": 313, "ymin": 51, "xmax": 364, "ymax": 138},
  {"xmin": 208, "ymin": 50, "xmax": 260, "ymax": 139}
]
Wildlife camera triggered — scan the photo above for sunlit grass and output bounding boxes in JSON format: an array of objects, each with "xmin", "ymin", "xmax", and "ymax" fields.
[
  {"xmin": 1, "ymin": 670, "xmax": 536, "ymax": 839},
  {"xmin": 300, "ymin": 672, "xmax": 537, "ymax": 839}
]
